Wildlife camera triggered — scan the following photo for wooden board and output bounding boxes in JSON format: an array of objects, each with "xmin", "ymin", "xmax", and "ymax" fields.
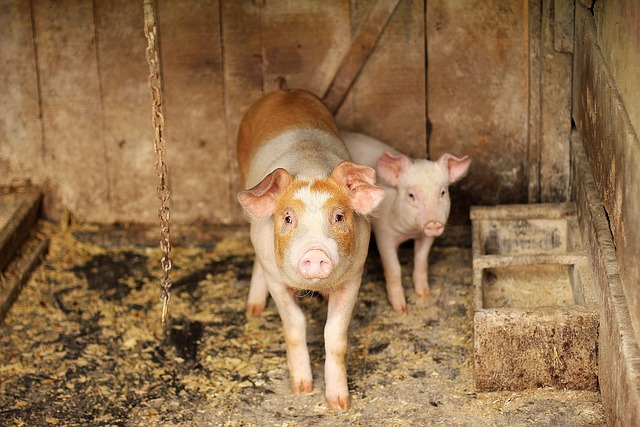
[
  {"xmin": 0, "ymin": 0, "xmax": 44, "ymax": 187},
  {"xmin": 427, "ymin": 0, "xmax": 530, "ymax": 222},
  {"xmin": 32, "ymin": 0, "xmax": 110, "ymax": 222},
  {"xmin": 158, "ymin": 0, "xmax": 230, "ymax": 225},
  {"xmin": 572, "ymin": 130, "xmax": 640, "ymax": 426},
  {"xmin": 220, "ymin": 0, "xmax": 264, "ymax": 219},
  {"xmin": 0, "ymin": 190, "xmax": 42, "ymax": 272},
  {"xmin": 0, "ymin": 235, "xmax": 48, "ymax": 324},
  {"xmin": 259, "ymin": 1, "xmax": 351, "ymax": 97},
  {"xmin": 539, "ymin": 0, "xmax": 572, "ymax": 202},
  {"xmin": 335, "ymin": 0, "xmax": 426, "ymax": 158},
  {"xmin": 573, "ymin": 4, "xmax": 640, "ymax": 352},
  {"xmin": 0, "ymin": 188, "xmax": 47, "ymax": 323},
  {"xmin": 94, "ymin": 0, "xmax": 158, "ymax": 224}
]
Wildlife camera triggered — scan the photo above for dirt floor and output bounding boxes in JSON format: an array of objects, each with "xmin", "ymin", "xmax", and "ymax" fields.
[{"xmin": 0, "ymin": 222, "xmax": 606, "ymax": 426}]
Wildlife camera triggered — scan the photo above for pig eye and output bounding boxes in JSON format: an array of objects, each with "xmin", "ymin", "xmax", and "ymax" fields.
[
  {"xmin": 440, "ymin": 187, "xmax": 447, "ymax": 198},
  {"xmin": 408, "ymin": 191, "xmax": 416, "ymax": 201},
  {"xmin": 283, "ymin": 210, "xmax": 295, "ymax": 225},
  {"xmin": 334, "ymin": 213, "xmax": 344, "ymax": 223}
]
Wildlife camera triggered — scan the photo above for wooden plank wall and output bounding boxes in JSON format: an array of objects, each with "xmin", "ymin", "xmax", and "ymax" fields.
[
  {"xmin": 573, "ymin": 2, "xmax": 640, "ymax": 366},
  {"xmin": 0, "ymin": 0, "xmax": 426, "ymax": 225},
  {"xmin": 427, "ymin": 0, "xmax": 573, "ymax": 225},
  {"xmin": 1, "ymin": 0, "xmax": 575, "ymax": 227}
]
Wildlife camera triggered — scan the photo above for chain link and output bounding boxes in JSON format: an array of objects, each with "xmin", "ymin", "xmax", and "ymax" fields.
[{"xmin": 144, "ymin": 0, "xmax": 173, "ymax": 325}]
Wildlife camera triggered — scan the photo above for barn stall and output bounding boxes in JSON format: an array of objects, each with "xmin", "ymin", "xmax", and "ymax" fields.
[{"xmin": 0, "ymin": 0, "xmax": 638, "ymax": 425}]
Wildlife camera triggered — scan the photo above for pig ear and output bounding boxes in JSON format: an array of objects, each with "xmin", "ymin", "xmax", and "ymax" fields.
[
  {"xmin": 376, "ymin": 151, "xmax": 411, "ymax": 187},
  {"xmin": 331, "ymin": 161, "xmax": 385, "ymax": 215},
  {"xmin": 238, "ymin": 168, "xmax": 292, "ymax": 218},
  {"xmin": 437, "ymin": 153, "xmax": 471, "ymax": 183}
]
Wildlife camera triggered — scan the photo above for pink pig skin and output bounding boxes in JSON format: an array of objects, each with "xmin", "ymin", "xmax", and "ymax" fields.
[
  {"xmin": 236, "ymin": 89, "xmax": 384, "ymax": 410},
  {"xmin": 342, "ymin": 131, "xmax": 471, "ymax": 313}
]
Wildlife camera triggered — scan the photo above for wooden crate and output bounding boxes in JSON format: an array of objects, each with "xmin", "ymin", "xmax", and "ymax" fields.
[{"xmin": 471, "ymin": 203, "xmax": 598, "ymax": 391}]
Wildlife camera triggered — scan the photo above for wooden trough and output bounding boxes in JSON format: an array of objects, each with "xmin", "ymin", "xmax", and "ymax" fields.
[{"xmin": 471, "ymin": 203, "xmax": 598, "ymax": 392}]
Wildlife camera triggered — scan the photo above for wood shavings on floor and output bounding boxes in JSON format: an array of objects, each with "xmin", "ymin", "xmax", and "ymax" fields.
[{"xmin": 0, "ymin": 223, "xmax": 606, "ymax": 426}]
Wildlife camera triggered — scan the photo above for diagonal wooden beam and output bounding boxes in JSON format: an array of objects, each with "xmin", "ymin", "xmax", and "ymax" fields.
[{"xmin": 321, "ymin": 0, "xmax": 402, "ymax": 114}]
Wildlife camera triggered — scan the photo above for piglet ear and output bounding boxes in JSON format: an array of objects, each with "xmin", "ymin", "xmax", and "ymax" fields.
[
  {"xmin": 376, "ymin": 151, "xmax": 411, "ymax": 186},
  {"xmin": 238, "ymin": 168, "xmax": 292, "ymax": 218},
  {"xmin": 331, "ymin": 161, "xmax": 385, "ymax": 215},
  {"xmin": 437, "ymin": 153, "xmax": 471, "ymax": 183}
]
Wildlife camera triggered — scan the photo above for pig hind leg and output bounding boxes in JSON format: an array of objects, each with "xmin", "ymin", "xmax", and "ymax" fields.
[{"xmin": 246, "ymin": 259, "xmax": 269, "ymax": 316}]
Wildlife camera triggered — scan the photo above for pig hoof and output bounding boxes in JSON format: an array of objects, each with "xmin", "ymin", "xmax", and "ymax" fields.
[
  {"xmin": 392, "ymin": 304, "xmax": 408, "ymax": 314},
  {"xmin": 326, "ymin": 393, "xmax": 351, "ymax": 410},
  {"xmin": 415, "ymin": 289, "xmax": 432, "ymax": 298},
  {"xmin": 246, "ymin": 304, "xmax": 265, "ymax": 316},
  {"xmin": 291, "ymin": 379, "xmax": 313, "ymax": 395}
]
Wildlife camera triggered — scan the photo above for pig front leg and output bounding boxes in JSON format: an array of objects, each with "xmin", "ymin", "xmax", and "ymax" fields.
[
  {"xmin": 246, "ymin": 259, "xmax": 269, "ymax": 316},
  {"xmin": 413, "ymin": 236, "xmax": 435, "ymax": 297},
  {"xmin": 268, "ymin": 281, "xmax": 313, "ymax": 394},
  {"xmin": 324, "ymin": 281, "xmax": 360, "ymax": 410},
  {"xmin": 374, "ymin": 229, "xmax": 407, "ymax": 313}
]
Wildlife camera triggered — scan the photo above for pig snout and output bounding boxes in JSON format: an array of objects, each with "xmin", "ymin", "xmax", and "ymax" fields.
[
  {"xmin": 298, "ymin": 249, "xmax": 333, "ymax": 279},
  {"xmin": 423, "ymin": 221, "xmax": 445, "ymax": 237}
]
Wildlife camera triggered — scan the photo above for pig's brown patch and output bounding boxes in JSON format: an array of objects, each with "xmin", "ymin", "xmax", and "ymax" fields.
[
  {"xmin": 273, "ymin": 180, "xmax": 309, "ymax": 269},
  {"xmin": 271, "ymin": 178, "xmax": 357, "ymax": 271},
  {"xmin": 312, "ymin": 179, "xmax": 356, "ymax": 259}
]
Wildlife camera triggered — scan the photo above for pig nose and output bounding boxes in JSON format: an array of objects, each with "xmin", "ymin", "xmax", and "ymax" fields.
[
  {"xmin": 424, "ymin": 221, "xmax": 444, "ymax": 237},
  {"xmin": 298, "ymin": 249, "xmax": 333, "ymax": 279}
]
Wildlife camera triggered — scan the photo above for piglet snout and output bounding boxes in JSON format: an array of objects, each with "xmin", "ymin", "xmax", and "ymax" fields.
[
  {"xmin": 298, "ymin": 249, "xmax": 333, "ymax": 279},
  {"xmin": 423, "ymin": 221, "xmax": 444, "ymax": 237}
]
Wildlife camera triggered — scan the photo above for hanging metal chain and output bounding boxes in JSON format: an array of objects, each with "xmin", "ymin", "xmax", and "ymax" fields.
[{"xmin": 143, "ymin": 0, "xmax": 172, "ymax": 325}]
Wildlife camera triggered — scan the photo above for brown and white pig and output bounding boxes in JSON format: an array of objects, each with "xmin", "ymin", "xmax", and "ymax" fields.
[
  {"xmin": 236, "ymin": 89, "xmax": 384, "ymax": 410},
  {"xmin": 342, "ymin": 131, "xmax": 471, "ymax": 313}
]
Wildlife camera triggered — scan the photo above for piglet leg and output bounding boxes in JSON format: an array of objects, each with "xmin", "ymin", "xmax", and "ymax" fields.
[
  {"xmin": 324, "ymin": 281, "xmax": 359, "ymax": 410},
  {"xmin": 413, "ymin": 236, "xmax": 435, "ymax": 297},
  {"xmin": 246, "ymin": 259, "xmax": 269, "ymax": 316},
  {"xmin": 268, "ymin": 282, "xmax": 313, "ymax": 394},
  {"xmin": 374, "ymin": 229, "xmax": 407, "ymax": 313}
]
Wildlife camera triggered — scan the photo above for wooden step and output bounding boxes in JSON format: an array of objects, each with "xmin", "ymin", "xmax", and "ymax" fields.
[
  {"xmin": 0, "ymin": 188, "xmax": 46, "ymax": 323},
  {"xmin": 0, "ymin": 189, "xmax": 42, "ymax": 272}
]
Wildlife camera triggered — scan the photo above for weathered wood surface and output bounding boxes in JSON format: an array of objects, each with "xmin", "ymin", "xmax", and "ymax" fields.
[
  {"xmin": 1, "ymin": 0, "xmax": 576, "ymax": 227},
  {"xmin": 539, "ymin": 0, "xmax": 573, "ymax": 202},
  {"xmin": 593, "ymin": 0, "xmax": 640, "ymax": 141},
  {"xmin": 158, "ymin": 0, "xmax": 230, "ymax": 224},
  {"xmin": 0, "ymin": 189, "xmax": 46, "ymax": 323},
  {"xmin": 427, "ymin": 0, "xmax": 530, "ymax": 222},
  {"xmin": 220, "ymin": 0, "xmax": 264, "ymax": 221},
  {"xmin": 0, "ymin": 1, "xmax": 43, "ymax": 188},
  {"xmin": 0, "ymin": 235, "xmax": 49, "ymax": 324},
  {"xmin": 94, "ymin": 0, "xmax": 158, "ymax": 224},
  {"xmin": 33, "ymin": 0, "xmax": 111, "ymax": 222},
  {"xmin": 573, "ymin": 4, "xmax": 640, "ymax": 354},
  {"xmin": 335, "ymin": 0, "xmax": 426, "ymax": 159},
  {"xmin": 322, "ymin": 0, "xmax": 402, "ymax": 114},
  {"xmin": 471, "ymin": 202, "xmax": 599, "ymax": 392},
  {"xmin": 0, "ymin": 190, "xmax": 42, "ymax": 273},
  {"xmin": 572, "ymin": 130, "xmax": 640, "ymax": 426}
]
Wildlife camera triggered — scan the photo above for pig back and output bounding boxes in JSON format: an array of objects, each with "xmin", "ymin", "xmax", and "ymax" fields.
[
  {"xmin": 341, "ymin": 131, "xmax": 402, "ymax": 169},
  {"xmin": 237, "ymin": 89, "xmax": 345, "ymax": 186}
]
